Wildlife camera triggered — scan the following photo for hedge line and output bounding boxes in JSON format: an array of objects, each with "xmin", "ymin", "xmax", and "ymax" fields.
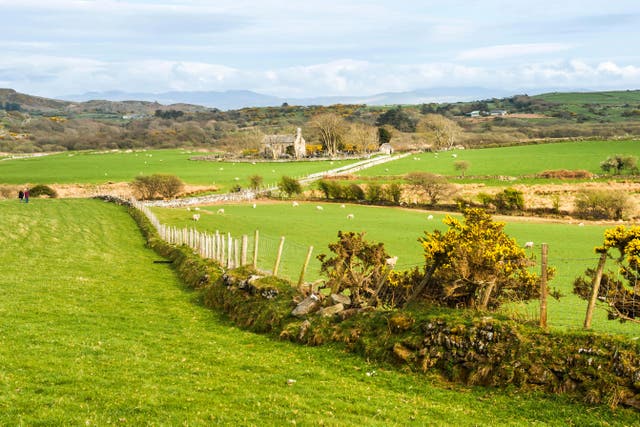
[{"xmin": 125, "ymin": 202, "xmax": 640, "ymax": 410}]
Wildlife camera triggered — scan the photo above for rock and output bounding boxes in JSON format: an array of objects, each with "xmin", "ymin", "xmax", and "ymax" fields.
[
  {"xmin": 393, "ymin": 343, "xmax": 415, "ymax": 362},
  {"xmin": 319, "ymin": 303, "xmax": 344, "ymax": 317},
  {"xmin": 330, "ymin": 293, "xmax": 351, "ymax": 306},
  {"xmin": 336, "ymin": 308, "xmax": 359, "ymax": 321},
  {"xmin": 291, "ymin": 294, "xmax": 321, "ymax": 317},
  {"xmin": 247, "ymin": 275, "xmax": 264, "ymax": 285},
  {"xmin": 298, "ymin": 320, "xmax": 311, "ymax": 340}
]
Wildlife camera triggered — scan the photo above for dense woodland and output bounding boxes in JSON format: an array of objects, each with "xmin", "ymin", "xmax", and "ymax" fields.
[{"xmin": 2, "ymin": 88, "xmax": 640, "ymax": 154}]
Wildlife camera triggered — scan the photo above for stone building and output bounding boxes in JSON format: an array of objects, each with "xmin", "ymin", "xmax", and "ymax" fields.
[{"xmin": 262, "ymin": 128, "xmax": 306, "ymax": 159}]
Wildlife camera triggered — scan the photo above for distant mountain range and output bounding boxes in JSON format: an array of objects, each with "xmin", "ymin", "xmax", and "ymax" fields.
[{"xmin": 61, "ymin": 87, "xmax": 519, "ymax": 110}]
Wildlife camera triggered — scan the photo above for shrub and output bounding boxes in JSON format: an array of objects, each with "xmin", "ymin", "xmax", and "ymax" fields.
[
  {"xmin": 600, "ymin": 154, "xmax": 638, "ymax": 175},
  {"xmin": 574, "ymin": 190, "xmax": 630, "ymax": 220},
  {"xmin": 494, "ymin": 188, "xmax": 524, "ymax": 213},
  {"xmin": 345, "ymin": 183, "xmax": 365, "ymax": 201},
  {"xmin": 405, "ymin": 172, "xmax": 453, "ymax": 206},
  {"xmin": 365, "ymin": 183, "xmax": 383, "ymax": 203},
  {"xmin": 536, "ymin": 169, "xmax": 593, "ymax": 179},
  {"xmin": 28, "ymin": 184, "xmax": 58, "ymax": 198},
  {"xmin": 385, "ymin": 183, "xmax": 402, "ymax": 204},
  {"xmin": 130, "ymin": 174, "xmax": 184, "ymax": 200},
  {"xmin": 248, "ymin": 174, "xmax": 263, "ymax": 190},
  {"xmin": 278, "ymin": 176, "xmax": 302, "ymax": 198}
]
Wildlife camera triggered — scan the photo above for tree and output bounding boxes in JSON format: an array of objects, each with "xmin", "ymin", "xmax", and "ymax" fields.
[
  {"xmin": 574, "ymin": 225, "xmax": 640, "ymax": 322},
  {"xmin": 453, "ymin": 160, "xmax": 470, "ymax": 177},
  {"xmin": 317, "ymin": 231, "xmax": 391, "ymax": 306},
  {"xmin": 377, "ymin": 126, "xmax": 392, "ymax": 145},
  {"xmin": 417, "ymin": 114, "xmax": 462, "ymax": 150},
  {"xmin": 248, "ymin": 174, "xmax": 263, "ymax": 190},
  {"xmin": 412, "ymin": 208, "xmax": 546, "ymax": 310},
  {"xmin": 278, "ymin": 175, "xmax": 302, "ymax": 198},
  {"xmin": 348, "ymin": 123, "xmax": 378, "ymax": 153},
  {"xmin": 405, "ymin": 172, "xmax": 453, "ymax": 206},
  {"xmin": 375, "ymin": 106, "xmax": 417, "ymax": 132},
  {"xmin": 493, "ymin": 188, "xmax": 524, "ymax": 213},
  {"xmin": 311, "ymin": 113, "xmax": 347, "ymax": 156},
  {"xmin": 600, "ymin": 155, "xmax": 638, "ymax": 175},
  {"xmin": 385, "ymin": 183, "xmax": 402, "ymax": 204},
  {"xmin": 365, "ymin": 183, "xmax": 383, "ymax": 203}
]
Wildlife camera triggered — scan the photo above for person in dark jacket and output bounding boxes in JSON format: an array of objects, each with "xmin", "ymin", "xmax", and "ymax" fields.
[{"xmin": 18, "ymin": 190, "xmax": 24, "ymax": 202}]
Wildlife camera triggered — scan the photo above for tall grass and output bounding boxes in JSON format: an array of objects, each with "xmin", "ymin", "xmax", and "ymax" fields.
[{"xmin": 2, "ymin": 199, "xmax": 639, "ymax": 424}]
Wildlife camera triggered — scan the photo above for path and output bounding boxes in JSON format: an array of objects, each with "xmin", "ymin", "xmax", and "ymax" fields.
[{"xmin": 145, "ymin": 152, "xmax": 412, "ymax": 207}]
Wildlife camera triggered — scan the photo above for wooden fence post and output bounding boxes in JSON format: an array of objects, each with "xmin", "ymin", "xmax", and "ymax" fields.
[
  {"xmin": 273, "ymin": 236, "xmax": 285, "ymax": 276},
  {"xmin": 253, "ymin": 230, "xmax": 259, "ymax": 269},
  {"xmin": 584, "ymin": 252, "xmax": 608, "ymax": 329},
  {"xmin": 227, "ymin": 233, "xmax": 233, "ymax": 269},
  {"xmin": 297, "ymin": 246, "xmax": 314, "ymax": 287},
  {"xmin": 241, "ymin": 235, "xmax": 248, "ymax": 266},
  {"xmin": 540, "ymin": 243, "xmax": 548, "ymax": 329},
  {"xmin": 234, "ymin": 239, "xmax": 240, "ymax": 269}
]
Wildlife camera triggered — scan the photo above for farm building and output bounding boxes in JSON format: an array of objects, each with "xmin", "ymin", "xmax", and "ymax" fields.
[
  {"xmin": 379, "ymin": 143, "xmax": 394, "ymax": 155},
  {"xmin": 262, "ymin": 128, "xmax": 306, "ymax": 159},
  {"xmin": 490, "ymin": 109, "xmax": 508, "ymax": 116}
]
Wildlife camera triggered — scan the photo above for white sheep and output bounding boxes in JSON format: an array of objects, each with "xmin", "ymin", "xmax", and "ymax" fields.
[
  {"xmin": 427, "ymin": 215, "xmax": 434, "ymax": 220},
  {"xmin": 347, "ymin": 214, "xmax": 354, "ymax": 220},
  {"xmin": 340, "ymin": 204, "xmax": 346, "ymax": 208},
  {"xmin": 292, "ymin": 201, "xmax": 299, "ymax": 207},
  {"xmin": 192, "ymin": 214, "xmax": 200, "ymax": 221},
  {"xmin": 524, "ymin": 241, "xmax": 534, "ymax": 249},
  {"xmin": 252, "ymin": 203, "xmax": 257, "ymax": 208},
  {"xmin": 187, "ymin": 207, "xmax": 191, "ymax": 211},
  {"xmin": 316, "ymin": 206, "xmax": 324, "ymax": 211},
  {"xmin": 217, "ymin": 208, "xmax": 225, "ymax": 215},
  {"xmin": 578, "ymin": 223, "xmax": 585, "ymax": 227},
  {"xmin": 452, "ymin": 153, "xmax": 458, "ymax": 158},
  {"xmin": 386, "ymin": 256, "xmax": 398, "ymax": 268},
  {"xmin": 194, "ymin": 207, "xmax": 200, "ymax": 211}
]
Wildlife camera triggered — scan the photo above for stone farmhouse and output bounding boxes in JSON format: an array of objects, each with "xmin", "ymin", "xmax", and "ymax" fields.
[{"xmin": 262, "ymin": 128, "xmax": 306, "ymax": 159}]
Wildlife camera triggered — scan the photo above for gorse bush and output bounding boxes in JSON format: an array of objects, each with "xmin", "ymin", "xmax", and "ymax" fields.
[
  {"xmin": 574, "ymin": 190, "xmax": 630, "ymax": 220},
  {"xmin": 130, "ymin": 174, "xmax": 184, "ymax": 200}
]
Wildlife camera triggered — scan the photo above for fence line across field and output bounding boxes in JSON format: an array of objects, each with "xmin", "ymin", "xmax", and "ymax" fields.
[
  {"xmin": 131, "ymin": 200, "xmax": 635, "ymax": 332},
  {"xmin": 132, "ymin": 200, "xmax": 316, "ymax": 284}
]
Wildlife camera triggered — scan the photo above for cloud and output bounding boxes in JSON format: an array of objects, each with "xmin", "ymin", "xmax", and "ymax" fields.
[{"xmin": 457, "ymin": 43, "xmax": 574, "ymax": 61}]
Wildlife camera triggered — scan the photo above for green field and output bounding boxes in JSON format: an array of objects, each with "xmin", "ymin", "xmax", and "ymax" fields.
[
  {"xmin": 5, "ymin": 199, "xmax": 639, "ymax": 424},
  {"xmin": 152, "ymin": 201, "xmax": 640, "ymax": 337},
  {"xmin": 0, "ymin": 149, "xmax": 356, "ymax": 189},
  {"xmin": 534, "ymin": 90, "xmax": 640, "ymax": 105},
  {"xmin": 357, "ymin": 140, "xmax": 640, "ymax": 179}
]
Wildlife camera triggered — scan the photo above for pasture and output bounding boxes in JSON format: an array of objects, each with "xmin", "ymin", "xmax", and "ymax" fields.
[
  {"xmin": 0, "ymin": 149, "xmax": 356, "ymax": 190},
  {"xmin": 152, "ymin": 201, "xmax": 640, "ymax": 337},
  {"xmin": 5, "ymin": 199, "xmax": 639, "ymax": 424},
  {"xmin": 357, "ymin": 140, "xmax": 640, "ymax": 179}
]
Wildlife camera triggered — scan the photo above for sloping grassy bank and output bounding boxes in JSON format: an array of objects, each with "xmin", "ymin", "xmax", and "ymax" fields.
[{"xmin": 130, "ymin": 202, "xmax": 640, "ymax": 413}]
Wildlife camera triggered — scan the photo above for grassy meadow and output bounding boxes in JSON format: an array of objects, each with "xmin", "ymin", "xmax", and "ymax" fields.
[
  {"xmin": 0, "ymin": 149, "xmax": 356, "ymax": 190},
  {"xmin": 5, "ymin": 199, "xmax": 640, "ymax": 424},
  {"xmin": 152, "ymin": 201, "xmax": 640, "ymax": 337},
  {"xmin": 357, "ymin": 140, "xmax": 640, "ymax": 180}
]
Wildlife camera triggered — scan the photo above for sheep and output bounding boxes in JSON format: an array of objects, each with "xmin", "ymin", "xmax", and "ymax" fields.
[
  {"xmin": 524, "ymin": 241, "xmax": 534, "ymax": 249},
  {"xmin": 252, "ymin": 203, "xmax": 257, "ymax": 208},
  {"xmin": 347, "ymin": 214, "xmax": 354, "ymax": 220},
  {"xmin": 217, "ymin": 208, "xmax": 225, "ymax": 215},
  {"xmin": 316, "ymin": 206, "xmax": 324, "ymax": 211},
  {"xmin": 292, "ymin": 201, "xmax": 299, "ymax": 207},
  {"xmin": 340, "ymin": 204, "xmax": 346, "ymax": 208},
  {"xmin": 386, "ymin": 256, "xmax": 398, "ymax": 268},
  {"xmin": 452, "ymin": 153, "xmax": 458, "ymax": 158},
  {"xmin": 192, "ymin": 214, "xmax": 200, "ymax": 221},
  {"xmin": 427, "ymin": 214, "xmax": 434, "ymax": 220},
  {"xmin": 578, "ymin": 223, "xmax": 585, "ymax": 227},
  {"xmin": 187, "ymin": 207, "xmax": 191, "ymax": 211},
  {"xmin": 194, "ymin": 207, "xmax": 200, "ymax": 211}
]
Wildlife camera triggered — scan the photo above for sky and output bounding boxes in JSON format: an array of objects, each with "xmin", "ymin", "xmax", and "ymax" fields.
[{"xmin": 1, "ymin": 0, "xmax": 640, "ymax": 99}]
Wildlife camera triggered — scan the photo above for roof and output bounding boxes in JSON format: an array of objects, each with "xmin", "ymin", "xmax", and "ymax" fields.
[{"xmin": 263, "ymin": 135, "xmax": 296, "ymax": 144}]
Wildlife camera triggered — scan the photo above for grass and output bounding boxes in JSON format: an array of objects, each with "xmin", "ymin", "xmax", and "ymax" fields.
[
  {"xmin": 152, "ymin": 201, "xmax": 640, "ymax": 337},
  {"xmin": 534, "ymin": 90, "xmax": 640, "ymax": 105},
  {"xmin": 357, "ymin": 140, "xmax": 640, "ymax": 179},
  {"xmin": 3, "ymin": 200, "xmax": 639, "ymax": 424},
  {"xmin": 0, "ymin": 148, "xmax": 357, "ymax": 190}
]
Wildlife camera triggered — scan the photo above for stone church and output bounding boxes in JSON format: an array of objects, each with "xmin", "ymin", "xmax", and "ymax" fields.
[{"xmin": 262, "ymin": 128, "xmax": 306, "ymax": 159}]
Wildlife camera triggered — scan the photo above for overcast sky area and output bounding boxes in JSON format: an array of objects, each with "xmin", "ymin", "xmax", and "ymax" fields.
[{"xmin": 1, "ymin": 0, "xmax": 640, "ymax": 99}]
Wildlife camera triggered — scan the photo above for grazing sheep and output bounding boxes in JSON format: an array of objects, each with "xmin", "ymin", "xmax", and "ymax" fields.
[
  {"xmin": 292, "ymin": 201, "xmax": 299, "ymax": 207},
  {"xmin": 192, "ymin": 214, "xmax": 200, "ymax": 221},
  {"xmin": 427, "ymin": 215, "xmax": 434, "ymax": 220},
  {"xmin": 217, "ymin": 208, "xmax": 225, "ymax": 215},
  {"xmin": 386, "ymin": 256, "xmax": 398, "ymax": 268},
  {"xmin": 187, "ymin": 207, "xmax": 191, "ymax": 211},
  {"xmin": 452, "ymin": 153, "xmax": 458, "ymax": 158},
  {"xmin": 316, "ymin": 206, "xmax": 324, "ymax": 211},
  {"xmin": 252, "ymin": 203, "xmax": 257, "ymax": 208},
  {"xmin": 347, "ymin": 214, "xmax": 354, "ymax": 220},
  {"xmin": 524, "ymin": 241, "xmax": 534, "ymax": 249},
  {"xmin": 194, "ymin": 207, "xmax": 200, "ymax": 211},
  {"xmin": 578, "ymin": 223, "xmax": 585, "ymax": 227},
  {"xmin": 340, "ymin": 204, "xmax": 346, "ymax": 208}
]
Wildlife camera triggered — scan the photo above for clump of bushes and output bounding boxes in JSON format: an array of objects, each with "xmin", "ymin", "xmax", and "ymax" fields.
[
  {"xmin": 28, "ymin": 184, "xmax": 57, "ymax": 198},
  {"xmin": 574, "ymin": 190, "xmax": 631, "ymax": 220},
  {"xmin": 537, "ymin": 169, "xmax": 593, "ymax": 179},
  {"xmin": 130, "ymin": 174, "xmax": 184, "ymax": 200}
]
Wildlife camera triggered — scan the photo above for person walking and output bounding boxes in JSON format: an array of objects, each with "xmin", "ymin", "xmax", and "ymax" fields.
[
  {"xmin": 18, "ymin": 190, "xmax": 24, "ymax": 202},
  {"xmin": 23, "ymin": 188, "xmax": 29, "ymax": 203}
]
